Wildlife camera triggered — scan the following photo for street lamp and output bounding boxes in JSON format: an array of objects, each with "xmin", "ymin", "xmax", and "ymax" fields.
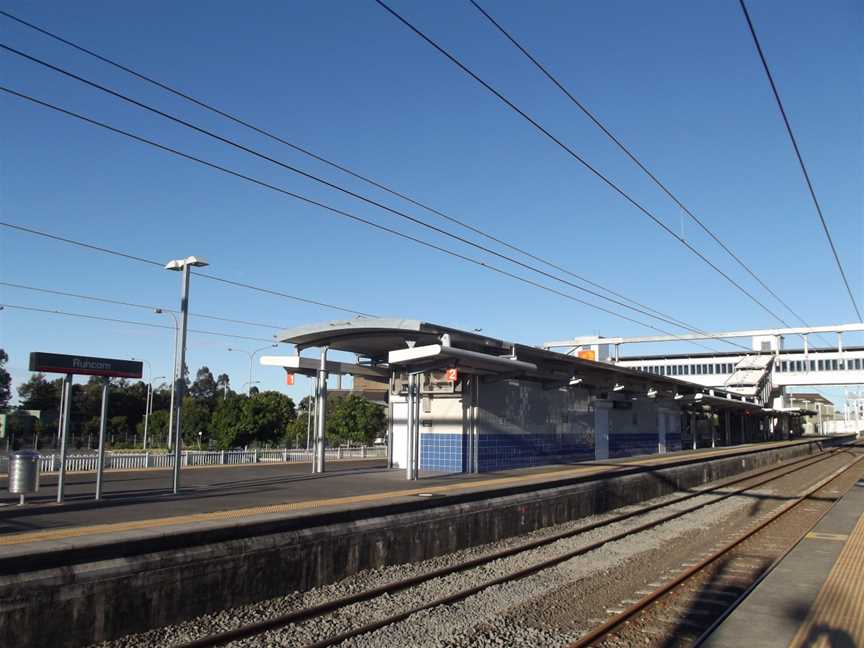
[
  {"xmin": 228, "ymin": 344, "xmax": 278, "ymax": 395},
  {"xmin": 164, "ymin": 255, "xmax": 209, "ymax": 495},
  {"xmin": 241, "ymin": 380, "xmax": 261, "ymax": 394},
  {"xmin": 144, "ymin": 375, "xmax": 166, "ymax": 450},
  {"xmin": 131, "ymin": 357, "xmax": 152, "ymax": 450},
  {"xmin": 154, "ymin": 308, "xmax": 179, "ymax": 453}
]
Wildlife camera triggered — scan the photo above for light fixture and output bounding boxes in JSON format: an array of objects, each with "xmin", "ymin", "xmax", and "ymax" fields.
[
  {"xmin": 613, "ymin": 383, "xmax": 625, "ymax": 391},
  {"xmin": 569, "ymin": 377, "xmax": 583, "ymax": 386}
]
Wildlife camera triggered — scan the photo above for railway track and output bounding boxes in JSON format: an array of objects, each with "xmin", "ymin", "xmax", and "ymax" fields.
[
  {"xmin": 172, "ymin": 443, "xmax": 860, "ymax": 648},
  {"xmin": 568, "ymin": 447, "xmax": 863, "ymax": 648}
]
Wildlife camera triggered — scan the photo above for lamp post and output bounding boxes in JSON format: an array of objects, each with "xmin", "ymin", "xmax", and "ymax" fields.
[
  {"xmin": 131, "ymin": 357, "xmax": 152, "ymax": 450},
  {"xmin": 154, "ymin": 308, "xmax": 179, "ymax": 452},
  {"xmin": 241, "ymin": 380, "xmax": 261, "ymax": 394},
  {"xmin": 144, "ymin": 375, "xmax": 166, "ymax": 450},
  {"xmin": 164, "ymin": 255, "xmax": 209, "ymax": 495},
  {"xmin": 228, "ymin": 344, "xmax": 278, "ymax": 395}
]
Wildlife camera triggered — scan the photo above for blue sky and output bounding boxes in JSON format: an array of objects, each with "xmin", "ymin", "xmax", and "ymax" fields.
[{"xmin": 1, "ymin": 0, "xmax": 861, "ymax": 405}]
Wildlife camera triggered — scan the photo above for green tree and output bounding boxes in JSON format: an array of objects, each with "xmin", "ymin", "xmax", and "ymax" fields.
[
  {"xmin": 136, "ymin": 409, "xmax": 170, "ymax": 448},
  {"xmin": 326, "ymin": 395, "xmax": 386, "ymax": 445},
  {"xmin": 190, "ymin": 366, "xmax": 218, "ymax": 401},
  {"xmin": 244, "ymin": 391, "xmax": 296, "ymax": 447},
  {"xmin": 179, "ymin": 395, "xmax": 211, "ymax": 446},
  {"xmin": 210, "ymin": 394, "xmax": 246, "ymax": 449},
  {"xmin": 0, "ymin": 349, "xmax": 11, "ymax": 410},
  {"xmin": 17, "ymin": 373, "xmax": 61, "ymax": 411}
]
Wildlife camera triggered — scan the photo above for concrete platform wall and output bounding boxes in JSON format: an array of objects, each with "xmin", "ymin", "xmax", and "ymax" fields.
[{"xmin": 0, "ymin": 437, "xmax": 852, "ymax": 647}]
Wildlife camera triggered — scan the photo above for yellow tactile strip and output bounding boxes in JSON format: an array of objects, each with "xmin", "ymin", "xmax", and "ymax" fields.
[
  {"xmin": 0, "ymin": 440, "xmax": 816, "ymax": 548},
  {"xmin": 789, "ymin": 513, "xmax": 864, "ymax": 648}
]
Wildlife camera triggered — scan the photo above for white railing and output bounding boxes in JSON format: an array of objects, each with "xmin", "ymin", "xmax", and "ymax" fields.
[{"xmin": 0, "ymin": 446, "xmax": 387, "ymax": 475}]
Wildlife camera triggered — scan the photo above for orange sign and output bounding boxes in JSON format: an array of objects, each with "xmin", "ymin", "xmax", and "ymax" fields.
[
  {"xmin": 445, "ymin": 368, "xmax": 458, "ymax": 382},
  {"xmin": 577, "ymin": 350, "xmax": 596, "ymax": 361},
  {"xmin": 285, "ymin": 372, "xmax": 295, "ymax": 386}
]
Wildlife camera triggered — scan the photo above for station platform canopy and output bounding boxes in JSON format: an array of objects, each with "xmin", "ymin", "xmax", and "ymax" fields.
[{"xmin": 276, "ymin": 318, "xmax": 765, "ymax": 407}]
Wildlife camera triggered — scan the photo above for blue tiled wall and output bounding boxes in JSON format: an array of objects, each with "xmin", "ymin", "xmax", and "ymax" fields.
[
  {"xmin": 609, "ymin": 432, "xmax": 660, "ymax": 458},
  {"xmin": 477, "ymin": 433, "xmax": 593, "ymax": 471},
  {"xmin": 420, "ymin": 433, "xmax": 465, "ymax": 472},
  {"xmin": 666, "ymin": 432, "xmax": 682, "ymax": 453}
]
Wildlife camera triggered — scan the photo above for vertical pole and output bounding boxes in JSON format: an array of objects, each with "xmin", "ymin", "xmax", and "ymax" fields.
[
  {"xmin": 95, "ymin": 380, "xmax": 109, "ymax": 500},
  {"xmin": 143, "ymin": 382, "xmax": 152, "ymax": 451},
  {"xmin": 711, "ymin": 414, "xmax": 716, "ymax": 448},
  {"xmin": 413, "ymin": 375, "xmax": 421, "ymax": 478},
  {"xmin": 248, "ymin": 355, "xmax": 254, "ymax": 396},
  {"xmin": 306, "ymin": 378, "xmax": 314, "ymax": 453},
  {"xmin": 725, "ymin": 411, "xmax": 731, "ymax": 446},
  {"xmin": 56, "ymin": 379, "xmax": 65, "ymax": 447},
  {"xmin": 472, "ymin": 376, "xmax": 480, "ymax": 473},
  {"xmin": 691, "ymin": 413, "xmax": 697, "ymax": 450},
  {"xmin": 386, "ymin": 400, "xmax": 394, "ymax": 469},
  {"xmin": 56, "ymin": 373, "xmax": 73, "ymax": 504},
  {"xmin": 406, "ymin": 373, "xmax": 415, "ymax": 480},
  {"xmin": 314, "ymin": 347, "xmax": 328, "ymax": 474},
  {"xmin": 166, "ymin": 326, "xmax": 179, "ymax": 453},
  {"xmin": 172, "ymin": 263, "xmax": 192, "ymax": 494}
]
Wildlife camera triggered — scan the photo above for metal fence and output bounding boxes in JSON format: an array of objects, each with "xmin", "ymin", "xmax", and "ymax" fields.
[{"xmin": 0, "ymin": 446, "xmax": 386, "ymax": 474}]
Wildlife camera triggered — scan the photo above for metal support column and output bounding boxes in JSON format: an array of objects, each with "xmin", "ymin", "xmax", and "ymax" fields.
[
  {"xmin": 143, "ymin": 382, "xmax": 152, "ymax": 451},
  {"xmin": 406, "ymin": 373, "xmax": 416, "ymax": 480},
  {"xmin": 56, "ymin": 380, "xmax": 66, "ymax": 446},
  {"xmin": 171, "ymin": 263, "xmax": 192, "ymax": 495},
  {"xmin": 95, "ymin": 380, "xmax": 109, "ymax": 500},
  {"xmin": 56, "ymin": 373, "xmax": 73, "ymax": 504},
  {"xmin": 314, "ymin": 347, "xmax": 328, "ymax": 473},
  {"xmin": 386, "ymin": 399, "xmax": 394, "ymax": 470},
  {"xmin": 412, "ymin": 375, "xmax": 421, "ymax": 478},
  {"xmin": 473, "ymin": 377, "xmax": 480, "ymax": 473},
  {"xmin": 725, "ymin": 412, "xmax": 731, "ymax": 446},
  {"xmin": 690, "ymin": 413, "xmax": 697, "ymax": 450}
]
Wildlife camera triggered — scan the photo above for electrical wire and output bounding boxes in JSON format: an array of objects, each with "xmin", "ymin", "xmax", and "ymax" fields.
[
  {"xmin": 374, "ymin": 0, "xmax": 792, "ymax": 328},
  {"xmin": 0, "ymin": 303, "xmax": 280, "ymax": 343},
  {"xmin": 0, "ymin": 42, "xmax": 710, "ymax": 335},
  {"xmin": 468, "ymin": 0, "xmax": 815, "ymax": 329},
  {"xmin": 0, "ymin": 8, "xmax": 685, "ymax": 326},
  {"xmin": 0, "ymin": 281, "xmax": 286, "ymax": 330},
  {"xmin": 0, "ymin": 222, "xmax": 375, "ymax": 317},
  {"xmin": 737, "ymin": 0, "xmax": 862, "ymax": 322},
  {"xmin": 0, "ymin": 86, "xmax": 746, "ymax": 351}
]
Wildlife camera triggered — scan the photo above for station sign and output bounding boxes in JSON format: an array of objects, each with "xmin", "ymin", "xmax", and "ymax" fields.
[
  {"xmin": 444, "ymin": 368, "xmax": 458, "ymax": 382},
  {"xmin": 29, "ymin": 352, "xmax": 143, "ymax": 379},
  {"xmin": 285, "ymin": 372, "xmax": 295, "ymax": 386},
  {"xmin": 577, "ymin": 350, "xmax": 596, "ymax": 361}
]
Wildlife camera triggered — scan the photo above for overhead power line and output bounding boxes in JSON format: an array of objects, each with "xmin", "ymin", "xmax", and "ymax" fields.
[
  {"xmin": 0, "ymin": 222, "xmax": 375, "ymax": 317},
  {"xmin": 0, "ymin": 281, "xmax": 286, "ymax": 330},
  {"xmin": 737, "ymin": 0, "xmax": 862, "ymax": 322},
  {"xmin": 374, "ymin": 0, "xmax": 792, "ymax": 328},
  {"xmin": 0, "ymin": 87, "xmax": 744, "ymax": 351},
  {"xmin": 0, "ymin": 303, "xmax": 280, "ymax": 343},
  {"xmin": 1, "ymin": 43, "xmax": 708, "ymax": 335},
  {"xmin": 468, "ymin": 0, "xmax": 814, "ymax": 329},
  {"xmin": 0, "ymin": 8, "xmax": 682, "ymax": 327}
]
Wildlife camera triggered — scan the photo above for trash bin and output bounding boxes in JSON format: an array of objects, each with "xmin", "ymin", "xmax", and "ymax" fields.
[{"xmin": 9, "ymin": 450, "xmax": 41, "ymax": 505}]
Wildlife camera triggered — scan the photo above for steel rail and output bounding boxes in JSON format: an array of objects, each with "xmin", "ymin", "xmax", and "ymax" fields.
[
  {"xmin": 692, "ymin": 454, "xmax": 864, "ymax": 646},
  {"xmin": 174, "ymin": 444, "xmax": 852, "ymax": 648},
  {"xmin": 567, "ymin": 451, "xmax": 864, "ymax": 647}
]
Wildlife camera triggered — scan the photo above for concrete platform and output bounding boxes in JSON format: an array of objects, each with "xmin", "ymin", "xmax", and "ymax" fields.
[
  {"xmin": 703, "ymin": 462, "xmax": 864, "ymax": 647},
  {"xmin": 0, "ymin": 438, "xmax": 838, "ymax": 562},
  {"xmin": 0, "ymin": 436, "xmax": 855, "ymax": 648}
]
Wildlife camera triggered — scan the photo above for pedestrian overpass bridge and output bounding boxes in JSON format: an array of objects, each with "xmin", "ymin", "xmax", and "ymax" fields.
[{"xmin": 545, "ymin": 324, "xmax": 864, "ymax": 404}]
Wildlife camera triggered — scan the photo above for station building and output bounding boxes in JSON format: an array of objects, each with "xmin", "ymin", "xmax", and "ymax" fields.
[{"xmin": 266, "ymin": 319, "xmax": 796, "ymax": 476}]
